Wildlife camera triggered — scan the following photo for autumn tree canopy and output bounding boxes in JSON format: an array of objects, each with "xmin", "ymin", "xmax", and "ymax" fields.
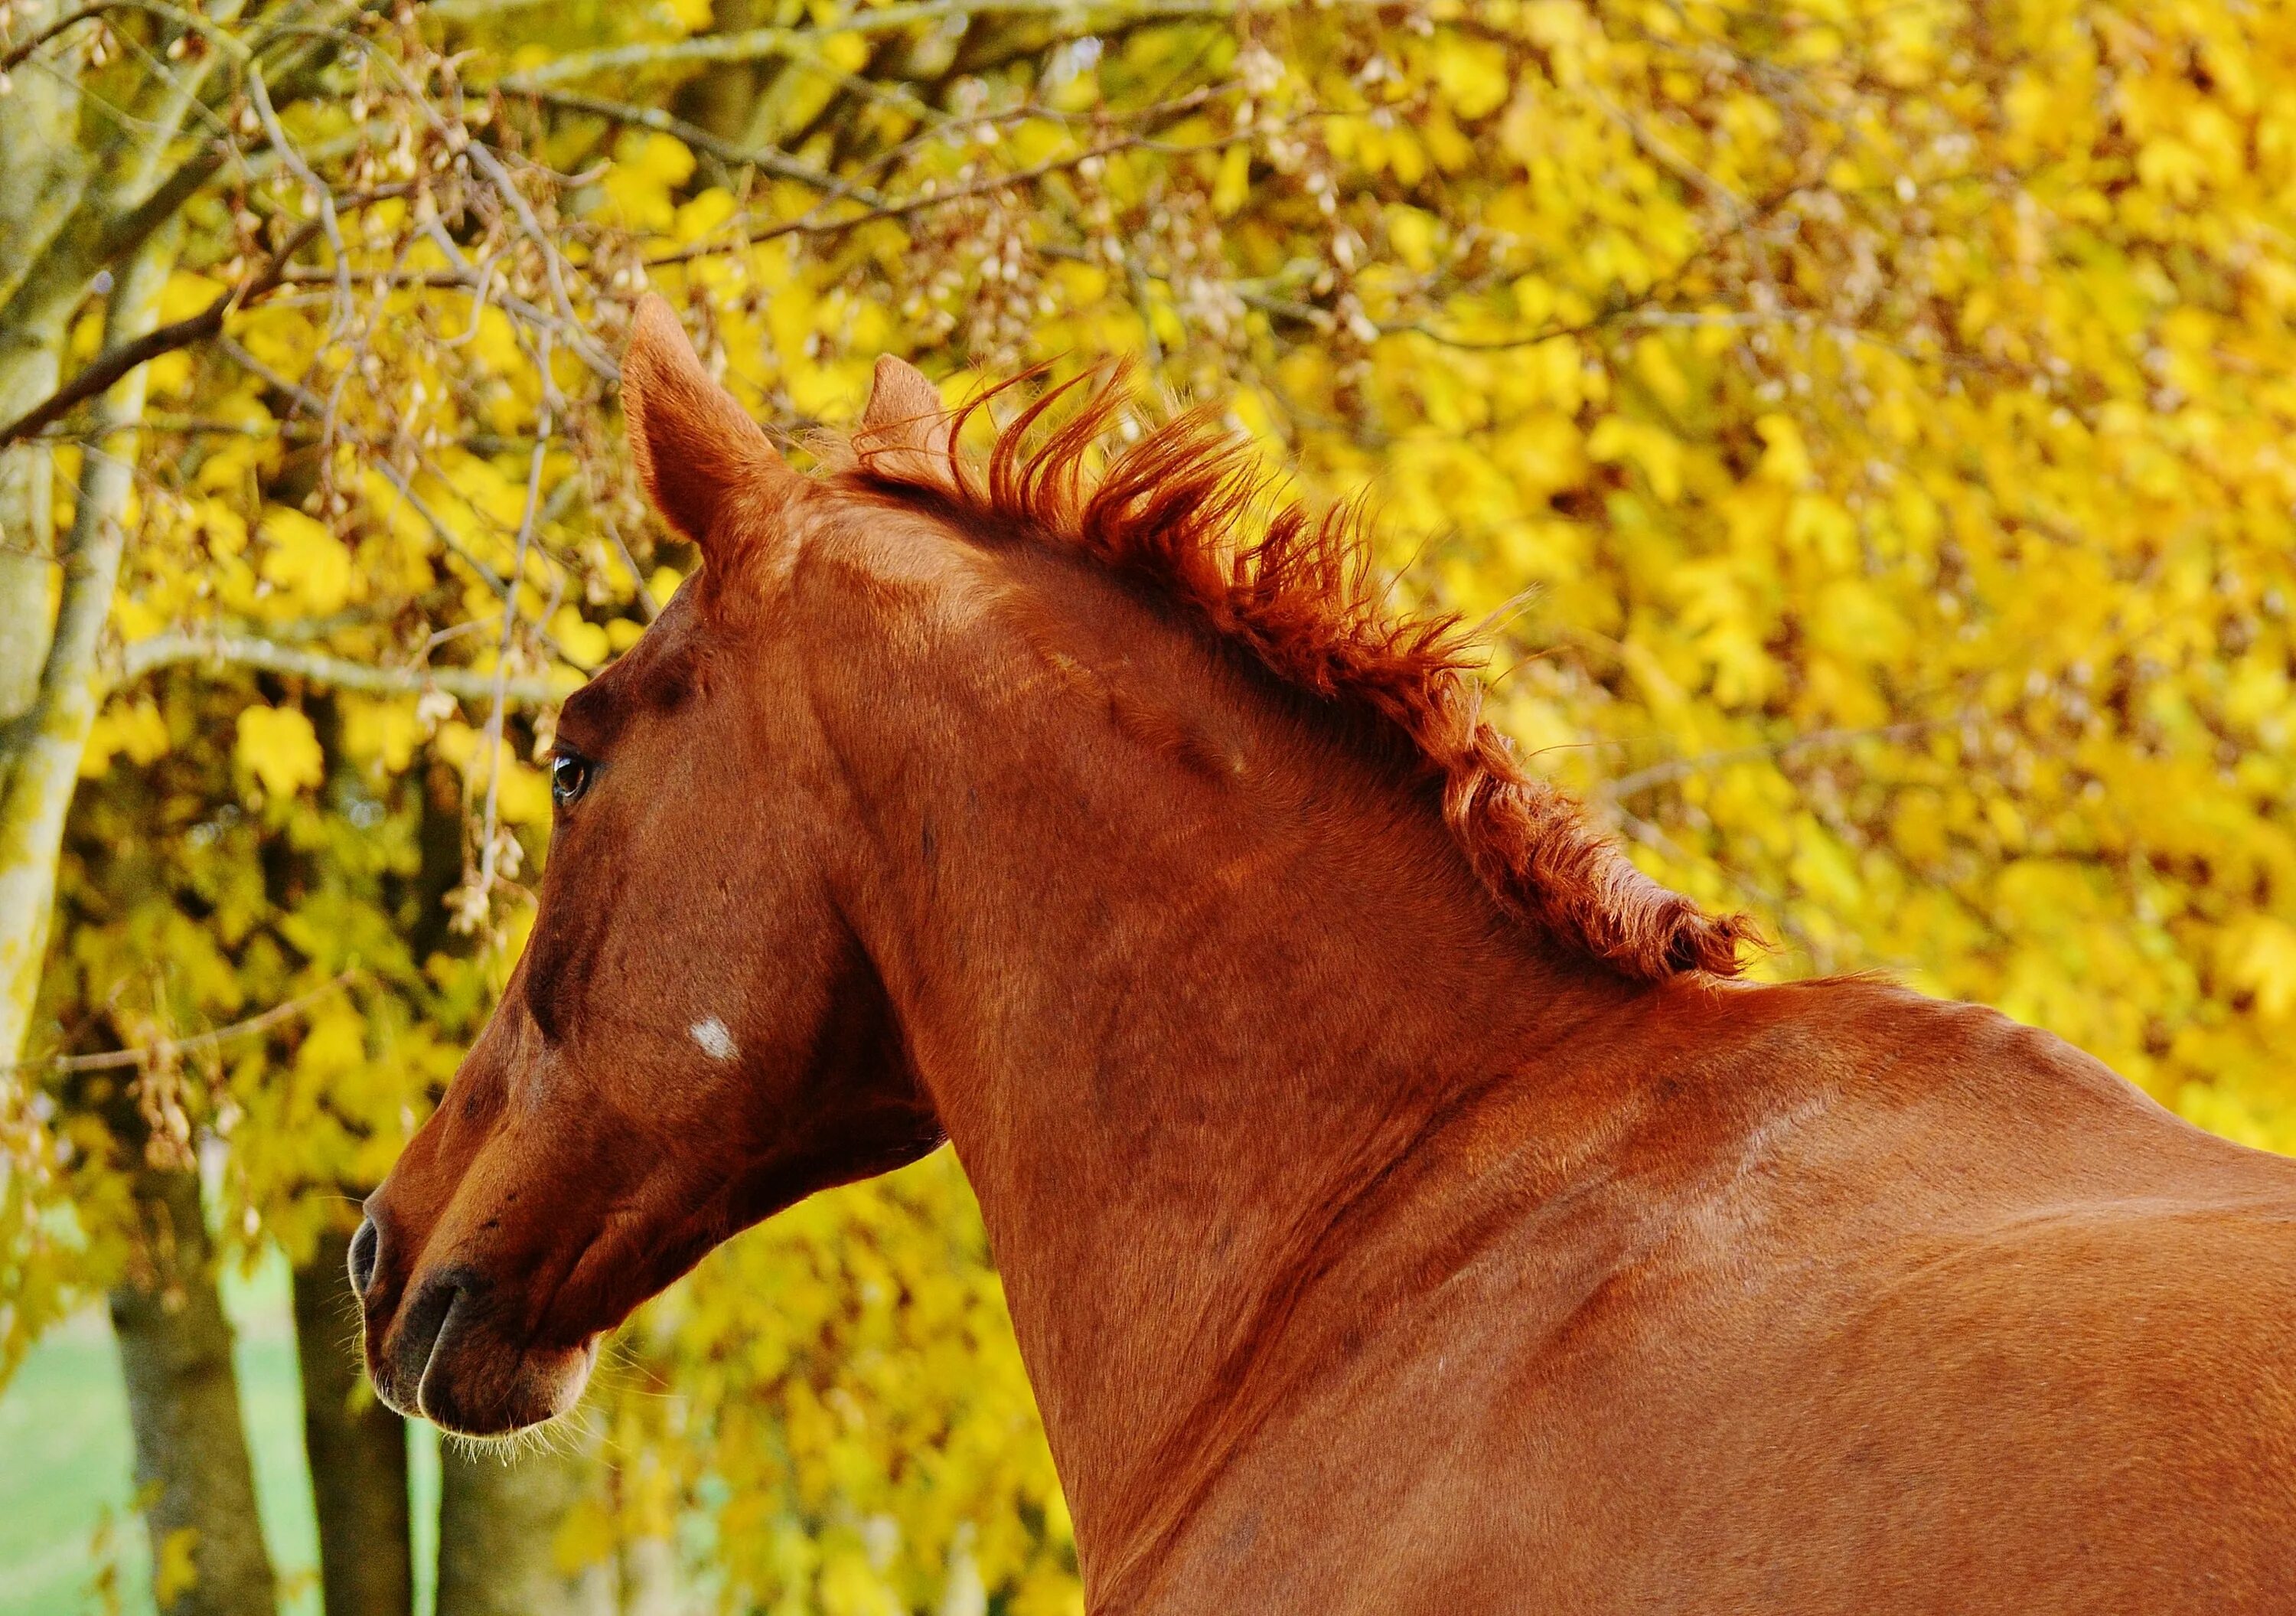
[{"xmin": 3, "ymin": 0, "xmax": 2292, "ymax": 1609}]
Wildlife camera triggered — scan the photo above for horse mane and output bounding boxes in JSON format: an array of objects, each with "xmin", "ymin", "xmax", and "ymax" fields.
[{"xmin": 839, "ymin": 369, "xmax": 1755, "ymax": 984}]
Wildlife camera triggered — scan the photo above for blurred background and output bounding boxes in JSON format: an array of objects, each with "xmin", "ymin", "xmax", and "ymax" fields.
[{"xmin": 2, "ymin": 0, "xmax": 2293, "ymax": 1611}]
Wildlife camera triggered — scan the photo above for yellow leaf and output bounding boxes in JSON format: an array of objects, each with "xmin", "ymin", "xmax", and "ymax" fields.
[
  {"xmin": 1212, "ymin": 145, "xmax": 1251, "ymax": 217},
  {"xmin": 1432, "ymin": 34, "xmax": 1511, "ymax": 119},
  {"xmin": 81, "ymin": 695, "xmax": 171, "ymax": 778},
  {"xmin": 1385, "ymin": 206, "xmax": 1440, "ymax": 273},
  {"xmin": 602, "ymin": 133, "xmax": 696, "ymax": 233},
  {"xmin": 258, "ymin": 505, "xmax": 355, "ymax": 614},
  {"xmin": 1807, "ymin": 577, "xmax": 1910, "ymax": 665},
  {"xmin": 2227, "ymin": 919, "xmax": 2296, "ymax": 1020},
  {"xmin": 497, "ymin": 758, "xmax": 553, "ymax": 827},
  {"xmin": 154, "ymin": 1527, "xmax": 201, "ymax": 1607},
  {"xmin": 549, "ymin": 605, "xmax": 612, "ymax": 670},
  {"xmin": 1754, "ymin": 415, "xmax": 1812, "ymax": 485},
  {"xmin": 341, "ymin": 696, "xmax": 424, "ymax": 774},
  {"xmin": 295, "ymin": 1004, "xmax": 368, "ymax": 1080},
  {"xmin": 236, "ymin": 704, "xmax": 325, "ymax": 798},
  {"xmin": 675, "ymin": 187, "xmax": 738, "ymax": 244}
]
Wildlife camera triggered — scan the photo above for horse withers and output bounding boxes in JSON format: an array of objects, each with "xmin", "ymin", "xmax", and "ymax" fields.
[{"xmin": 354, "ymin": 299, "xmax": 2296, "ymax": 1613}]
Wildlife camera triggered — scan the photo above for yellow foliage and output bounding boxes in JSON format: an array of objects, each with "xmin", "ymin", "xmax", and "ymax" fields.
[
  {"xmin": 233, "ymin": 705, "xmax": 324, "ymax": 798},
  {"xmin": 23, "ymin": 1, "xmax": 2296, "ymax": 1610},
  {"xmin": 80, "ymin": 697, "xmax": 171, "ymax": 779},
  {"xmin": 152, "ymin": 1527, "xmax": 200, "ymax": 1607},
  {"xmin": 548, "ymin": 606, "xmax": 612, "ymax": 670},
  {"xmin": 256, "ymin": 506, "xmax": 357, "ymax": 615},
  {"xmin": 602, "ymin": 133, "xmax": 696, "ymax": 233}
]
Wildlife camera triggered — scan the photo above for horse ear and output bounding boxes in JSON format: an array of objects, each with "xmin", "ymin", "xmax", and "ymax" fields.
[
  {"xmin": 855, "ymin": 354, "xmax": 955, "ymax": 486},
  {"xmin": 621, "ymin": 295, "xmax": 789, "ymax": 555}
]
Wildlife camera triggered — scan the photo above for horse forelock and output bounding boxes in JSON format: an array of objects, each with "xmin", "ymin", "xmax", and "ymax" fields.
[{"xmin": 830, "ymin": 368, "xmax": 1756, "ymax": 984}]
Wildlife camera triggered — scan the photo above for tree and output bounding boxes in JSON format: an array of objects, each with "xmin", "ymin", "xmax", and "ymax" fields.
[
  {"xmin": 295, "ymin": 1225, "xmax": 414, "ymax": 1616},
  {"xmin": 5, "ymin": 0, "xmax": 2293, "ymax": 1612}
]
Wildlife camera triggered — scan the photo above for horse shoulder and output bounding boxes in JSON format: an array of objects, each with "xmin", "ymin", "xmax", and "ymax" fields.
[{"xmin": 1150, "ymin": 981, "xmax": 2296, "ymax": 1613}]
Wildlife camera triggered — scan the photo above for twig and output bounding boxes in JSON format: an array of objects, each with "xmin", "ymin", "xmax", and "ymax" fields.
[
  {"xmin": 474, "ymin": 354, "xmax": 553, "ymax": 914},
  {"xmin": 1600, "ymin": 719, "xmax": 1949, "ymax": 804},
  {"xmin": 116, "ymin": 629, "xmax": 561, "ymax": 703},
  {"xmin": 4, "ymin": 969, "xmax": 360, "ymax": 1074},
  {"xmin": 214, "ymin": 334, "xmax": 518, "ymax": 603},
  {"xmin": 0, "ymin": 220, "xmax": 323, "ymax": 449},
  {"xmin": 649, "ymin": 126, "xmax": 1257, "ymax": 266},
  {"xmin": 246, "ymin": 60, "xmax": 353, "ymax": 348},
  {"xmin": 519, "ymin": 87, "xmax": 886, "ymax": 207},
  {"xmin": 497, "ymin": 0, "xmax": 1259, "ymax": 91},
  {"xmin": 0, "ymin": 0, "xmax": 248, "ymax": 70}
]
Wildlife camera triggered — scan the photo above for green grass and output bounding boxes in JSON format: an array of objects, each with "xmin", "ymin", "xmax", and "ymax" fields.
[{"xmin": 0, "ymin": 1252, "xmax": 441, "ymax": 1616}]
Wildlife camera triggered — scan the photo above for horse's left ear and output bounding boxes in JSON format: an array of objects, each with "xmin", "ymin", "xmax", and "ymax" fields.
[
  {"xmin": 621, "ymin": 296, "xmax": 791, "ymax": 558},
  {"xmin": 854, "ymin": 355, "xmax": 955, "ymax": 487}
]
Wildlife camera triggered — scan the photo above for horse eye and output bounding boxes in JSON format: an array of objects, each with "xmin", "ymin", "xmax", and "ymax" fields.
[{"xmin": 550, "ymin": 750, "xmax": 594, "ymax": 808}]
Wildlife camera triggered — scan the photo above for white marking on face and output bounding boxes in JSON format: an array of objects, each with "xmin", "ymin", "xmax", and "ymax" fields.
[{"xmin": 689, "ymin": 1016, "xmax": 739, "ymax": 1063}]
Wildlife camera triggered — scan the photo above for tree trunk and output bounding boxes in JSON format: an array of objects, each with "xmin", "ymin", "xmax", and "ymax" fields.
[
  {"xmin": 0, "ymin": 0, "xmax": 88, "ymax": 642},
  {"xmin": 619, "ymin": 1535, "xmax": 678, "ymax": 1616},
  {"xmin": 0, "ymin": 224, "xmax": 174, "ymax": 1062},
  {"xmin": 437, "ymin": 1441, "xmax": 614, "ymax": 1616},
  {"xmin": 295, "ymin": 1225, "xmax": 413, "ymax": 1616},
  {"xmin": 108, "ymin": 1165, "xmax": 280, "ymax": 1616},
  {"xmin": 0, "ymin": 318, "xmax": 63, "ymax": 736}
]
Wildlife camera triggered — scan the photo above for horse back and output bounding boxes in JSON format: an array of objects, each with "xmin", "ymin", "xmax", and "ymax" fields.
[{"xmin": 1144, "ymin": 979, "xmax": 2296, "ymax": 1614}]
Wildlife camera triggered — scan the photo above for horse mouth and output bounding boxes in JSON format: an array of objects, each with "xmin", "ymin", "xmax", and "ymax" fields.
[{"xmin": 375, "ymin": 1274, "xmax": 596, "ymax": 1436}]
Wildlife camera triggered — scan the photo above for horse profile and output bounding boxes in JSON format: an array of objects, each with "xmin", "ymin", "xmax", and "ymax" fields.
[{"xmin": 355, "ymin": 299, "xmax": 2296, "ymax": 1612}]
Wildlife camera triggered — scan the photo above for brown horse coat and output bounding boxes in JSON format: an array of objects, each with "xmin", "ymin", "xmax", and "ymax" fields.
[{"xmin": 356, "ymin": 302, "xmax": 2296, "ymax": 1613}]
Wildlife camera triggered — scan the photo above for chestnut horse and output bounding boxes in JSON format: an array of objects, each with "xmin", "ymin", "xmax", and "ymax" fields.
[{"xmin": 356, "ymin": 299, "xmax": 2296, "ymax": 1613}]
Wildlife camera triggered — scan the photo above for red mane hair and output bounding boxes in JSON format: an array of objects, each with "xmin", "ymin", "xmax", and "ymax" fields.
[{"xmin": 845, "ymin": 371, "xmax": 1753, "ymax": 984}]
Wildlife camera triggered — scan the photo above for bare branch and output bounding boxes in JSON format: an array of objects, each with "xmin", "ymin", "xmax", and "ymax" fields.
[
  {"xmin": 246, "ymin": 61, "xmax": 352, "ymax": 344},
  {"xmin": 1600, "ymin": 719, "xmax": 1952, "ymax": 805},
  {"xmin": 650, "ymin": 126, "xmax": 1254, "ymax": 265},
  {"xmin": 214, "ymin": 333, "xmax": 520, "ymax": 604},
  {"xmin": 469, "ymin": 347, "xmax": 553, "ymax": 923},
  {"xmin": 3, "ymin": 968, "xmax": 359, "ymax": 1074},
  {"xmin": 498, "ymin": 0, "xmax": 1244, "ymax": 92},
  {"xmin": 0, "ymin": 0, "xmax": 249, "ymax": 70},
  {"xmin": 116, "ymin": 629, "xmax": 564, "ymax": 704},
  {"xmin": 0, "ymin": 183, "xmax": 417, "ymax": 450},
  {"xmin": 520, "ymin": 87, "xmax": 885, "ymax": 205}
]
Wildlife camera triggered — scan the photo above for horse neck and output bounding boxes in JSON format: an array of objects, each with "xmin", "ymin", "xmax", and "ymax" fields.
[{"xmin": 807, "ymin": 531, "xmax": 1635, "ymax": 1577}]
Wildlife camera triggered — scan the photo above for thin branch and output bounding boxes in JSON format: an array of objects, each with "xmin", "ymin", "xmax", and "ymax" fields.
[
  {"xmin": 1600, "ymin": 718, "xmax": 1949, "ymax": 804},
  {"xmin": 246, "ymin": 61, "xmax": 352, "ymax": 344},
  {"xmin": 214, "ymin": 334, "xmax": 517, "ymax": 602},
  {"xmin": 318, "ymin": 30, "xmax": 618, "ymax": 377},
  {"xmin": 520, "ymin": 87, "xmax": 886, "ymax": 206},
  {"xmin": 0, "ymin": 0, "xmax": 249, "ymax": 70},
  {"xmin": 0, "ymin": 183, "xmax": 416, "ymax": 450},
  {"xmin": 1583, "ymin": 83, "xmax": 1747, "ymax": 224},
  {"xmin": 497, "ymin": 0, "xmax": 1251, "ymax": 91},
  {"xmin": 4, "ymin": 969, "xmax": 359, "ymax": 1074},
  {"xmin": 116, "ymin": 629, "xmax": 562, "ymax": 703},
  {"xmin": 473, "ymin": 360, "xmax": 553, "ymax": 916},
  {"xmin": 491, "ymin": 11, "xmax": 908, "ymax": 92},
  {"xmin": 649, "ymin": 126, "xmax": 1254, "ymax": 266},
  {"xmin": 0, "ymin": 221, "xmax": 301, "ymax": 448}
]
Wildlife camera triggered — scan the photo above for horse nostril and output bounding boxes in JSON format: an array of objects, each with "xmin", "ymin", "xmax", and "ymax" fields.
[
  {"xmin": 348, "ymin": 1217, "xmax": 380, "ymax": 1298},
  {"xmin": 393, "ymin": 1276, "xmax": 465, "ymax": 1412}
]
